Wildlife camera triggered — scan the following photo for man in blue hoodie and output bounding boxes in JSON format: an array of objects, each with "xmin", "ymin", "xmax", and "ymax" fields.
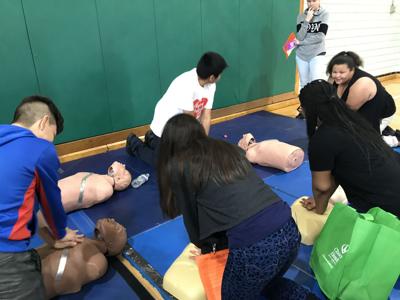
[{"xmin": 0, "ymin": 96, "xmax": 83, "ymax": 299}]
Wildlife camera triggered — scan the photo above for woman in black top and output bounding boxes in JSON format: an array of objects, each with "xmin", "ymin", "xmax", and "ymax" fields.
[
  {"xmin": 327, "ymin": 51, "xmax": 396, "ymax": 134},
  {"xmin": 157, "ymin": 114, "xmax": 316, "ymax": 299},
  {"xmin": 300, "ymin": 80, "xmax": 400, "ymax": 217}
]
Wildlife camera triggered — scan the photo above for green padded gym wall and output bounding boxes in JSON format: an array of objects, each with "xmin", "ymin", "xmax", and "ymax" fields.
[
  {"xmin": 0, "ymin": 0, "xmax": 298, "ymax": 143},
  {"xmin": 22, "ymin": 0, "xmax": 112, "ymax": 143},
  {"xmin": 0, "ymin": 0, "xmax": 39, "ymax": 124},
  {"xmin": 96, "ymin": 0, "xmax": 161, "ymax": 131},
  {"xmin": 201, "ymin": 0, "xmax": 240, "ymax": 108}
]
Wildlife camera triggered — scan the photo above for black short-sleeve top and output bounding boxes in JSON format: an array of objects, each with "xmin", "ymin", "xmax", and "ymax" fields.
[
  {"xmin": 335, "ymin": 68, "xmax": 396, "ymax": 132},
  {"xmin": 309, "ymin": 124, "xmax": 400, "ymax": 216}
]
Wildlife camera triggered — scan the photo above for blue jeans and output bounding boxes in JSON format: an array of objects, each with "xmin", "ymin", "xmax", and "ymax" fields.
[
  {"xmin": 296, "ymin": 55, "xmax": 326, "ymax": 90},
  {"xmin": 0, "ymin": 249, "xmax": 45, "ymax": 300},
  {"xmin": 222, "ymin": 218, "xmax": 311, "ymax": 300}
]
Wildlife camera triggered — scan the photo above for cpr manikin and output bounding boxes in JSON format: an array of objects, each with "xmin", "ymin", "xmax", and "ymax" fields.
[
  {"xmin": 59, "ymin": 161, "xmax": 132, "ymax": 212},
  {"xmin": 238, "ymin": 133, "xmax": 304, "ymax": 172},
  {"xmin": 37, "ymin": 218, "xmax": 127, "ymax": 299}
]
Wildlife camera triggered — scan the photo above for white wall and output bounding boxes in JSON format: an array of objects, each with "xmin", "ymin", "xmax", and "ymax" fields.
[{"xmin": 304, "ymin": 0, "xmax": 400, "ymax": 76}]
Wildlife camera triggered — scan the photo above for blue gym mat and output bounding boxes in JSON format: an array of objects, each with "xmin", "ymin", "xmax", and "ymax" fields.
[
  {"xmin": 126, "ymin": 216, "xmax": 323, "ymax": 297},
  {"xmin": 30, "ymin": 203, "xmax": 140, "ymax": 300},
  {"xmin": 264, "ymin": 161, "xmax": 312, "ymax": 206},
  {"xmin": 52, "ymin": 110, "xmax": 309, "ymax": 238},
  {"xmin": 35, "ymin": 110, "xmax": 398, "ymax": 299},
  {"xmin": 210, "ymin": 111, "xmax": 308, "ymax": 179},
  {"xmin": 126, "ymin": 163, "xmax": 400, "ymax": 300},
  {"xmin": 210, "ymin": 111, "xmax": 307, "ymax": 144},
  {"xmin": 29, "ymin": 111, "xmax": 307, "ymax": 299},
  {"xmin": 122, "ymin": 111, "xmax": 399, "ymax": 299},
  {"xmin": 32, "ymin": 149, "xmax": 164, "ymax": 299},
  {"xmin": 59, "ymin": 148, "xmax": 169, "ymax": 237}
]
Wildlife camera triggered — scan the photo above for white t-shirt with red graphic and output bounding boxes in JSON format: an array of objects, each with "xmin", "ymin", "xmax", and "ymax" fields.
[{"xmin": 150, "ymin": 68, "xmax": 216, "ymax": 137}]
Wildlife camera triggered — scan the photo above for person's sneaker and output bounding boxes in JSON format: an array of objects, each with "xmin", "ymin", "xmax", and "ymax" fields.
[
  {"xmin": 382, "ymin": 135, "xmax": 399, "ymax": 147},
  {"xmin": 295, "ymin": 106, "xmax": 305, "ymax": 119},
  {"xmin": 395, "ymin": 129, "xmax": 400, "ymax": 141},
  {"xmin": 126, "ymin": 133, "xmax": 143, "ymax": 156},
  {"xmin": 144, "ymin": 130, "xmax": 154, "ymax": 146},
  {"xmin": 382, "ymin": 125, "xmax": 396, "ymax": 136}
]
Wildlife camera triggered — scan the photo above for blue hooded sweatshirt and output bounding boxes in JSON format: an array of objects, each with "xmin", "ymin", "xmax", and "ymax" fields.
[{"xmin": 0, "ymin": 124, "xmax": 66, "ymax": 252}]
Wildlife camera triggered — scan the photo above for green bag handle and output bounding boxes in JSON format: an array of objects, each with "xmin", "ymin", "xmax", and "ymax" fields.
[
  {"xmin": 360, "ymin": 213, "xmax": 374, "ymax": 222},
  {"xmin": 366, "ymin": 206, "xmax": 400, "ymax": 232}
]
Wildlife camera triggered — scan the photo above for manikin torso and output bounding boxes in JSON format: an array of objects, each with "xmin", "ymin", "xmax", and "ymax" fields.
[
  {"xmin": 238, "ymin": 133, "xmax": 275, "ymax": 165},
  {"xmin": 38, "ymin": 238, "xmax": 108, "ymax": 299},
  {"xmin": 237, "ymin": 133, "xmax": 304, "ymax": 172},
  {"xmin": 37, "ymin": 218, "xmax": 127, "ymax": 299},
  {"xmin": 245, "ymin": 141, "xmax": 275, "ymax": 165},
  {"xmin": 58, "ymin": 173, "xmax": 114, "ymax": 212}
]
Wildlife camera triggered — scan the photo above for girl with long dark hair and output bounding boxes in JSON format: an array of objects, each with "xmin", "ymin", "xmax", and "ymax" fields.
[
  {"xmin": 300, "ymin": 80, "xmax": 400, "ymax": 217},
  {"xmin": 158, "ymin": 114, "xmax": 317, "ymax": 299}
]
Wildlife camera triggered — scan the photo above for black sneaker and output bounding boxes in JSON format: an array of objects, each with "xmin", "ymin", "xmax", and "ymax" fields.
[
  {"xmin": 296, "ymin": 106, "xmax": 305, "ymax": 119},
  {"xmin": 382, "ymin": 125, "xmax": 396, "ymax": 136},
  {"xmin": 126, "ymin": 133, "xmax": 143, "ymax": 156},
  {"xmin": 144, "ymin": 130, "xmax": 155, "ymax": 146},
  {"xmin": 395, "ymin": 130, "xmax": 400, "ymax": 141}
]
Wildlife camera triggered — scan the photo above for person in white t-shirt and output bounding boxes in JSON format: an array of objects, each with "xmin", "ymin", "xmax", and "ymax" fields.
[{"xmin": 126, "ymin": 51, "xmax": 227, "ymax": 166}]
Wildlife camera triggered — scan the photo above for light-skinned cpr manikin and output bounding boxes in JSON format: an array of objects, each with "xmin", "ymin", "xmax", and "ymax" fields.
[
  {"xmin": 237, "ymin": 133, "xmax": 347, "ymax": 244},
  {"xmin": 237, "ymin": 133, "xmax": 348, "ymax": 203},
  {"xmin": 59, "ymin": 161, "xmax": 132, "ymax": 212},
  {"xmin": 37, "ymin": 218, "xmax": 127, "ymax": 299},
  {"xmin": 238, "ymin": 133, "xmax": 304, "ymax": 172}
]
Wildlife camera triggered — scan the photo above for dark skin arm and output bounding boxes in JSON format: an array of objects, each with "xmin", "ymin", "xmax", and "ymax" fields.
[{"xmin": 301, "ymin": 170, "xmax": 338, "ymax": 214}]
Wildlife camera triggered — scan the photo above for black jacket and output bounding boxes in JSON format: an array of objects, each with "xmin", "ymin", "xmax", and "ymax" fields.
[{"xmin": 171, "ymin": 167, "xmax": 280, "ymax": 251}]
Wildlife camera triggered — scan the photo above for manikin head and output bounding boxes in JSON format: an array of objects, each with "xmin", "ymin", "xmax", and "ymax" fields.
[
  {"xmin": 238, "ymin": 133, "xmax": 256, "ymax": 151},
  {"xmin": 107, "ymin": 161, "xmax": 132, "ymax": 191},
  {"xmin": 94, "ymin": 218, "xmax": 127, "ymax": 256}
]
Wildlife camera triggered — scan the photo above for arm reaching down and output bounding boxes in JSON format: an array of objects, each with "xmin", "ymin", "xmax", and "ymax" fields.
[
  {"xmin": 309, "ymin": 170, "xmax": 338, "ymax": 214},
  {"xmin": 199, "ymin": 109, "xmax": 211, "ymax": 135}
]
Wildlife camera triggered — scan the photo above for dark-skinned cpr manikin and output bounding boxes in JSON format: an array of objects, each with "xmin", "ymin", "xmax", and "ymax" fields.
[{"xmin": 37, "ymin": 218, "xmax": 127, "ymax": 299}]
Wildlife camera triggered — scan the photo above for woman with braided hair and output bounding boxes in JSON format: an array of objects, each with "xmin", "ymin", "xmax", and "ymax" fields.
[{"xmin": 300, "ymin": 80, "xmax": 400, "ymax": 217}]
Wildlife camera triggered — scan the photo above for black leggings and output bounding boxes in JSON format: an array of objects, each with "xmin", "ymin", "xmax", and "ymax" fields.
[{"xmin": 222, "ymin": 218, "xmax": 311, "ymax": 299}]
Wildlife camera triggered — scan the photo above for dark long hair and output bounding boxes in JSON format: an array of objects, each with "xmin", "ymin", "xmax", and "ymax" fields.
[
  {"xmin": 299, "ymin": 80, "xmax": 394, "ymax": 159},
  {"xmin": 157, "ymin": 113, "xmax": 251, "ymax": 218},
  {"xmin": 326, "ymin": 51, "xmax": 363, "ymax": 75}
]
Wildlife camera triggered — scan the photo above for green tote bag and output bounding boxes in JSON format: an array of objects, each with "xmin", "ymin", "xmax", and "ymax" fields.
[{"xmin": 310, "ymin": 203, "xmax": 400, "ymax": 300}]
